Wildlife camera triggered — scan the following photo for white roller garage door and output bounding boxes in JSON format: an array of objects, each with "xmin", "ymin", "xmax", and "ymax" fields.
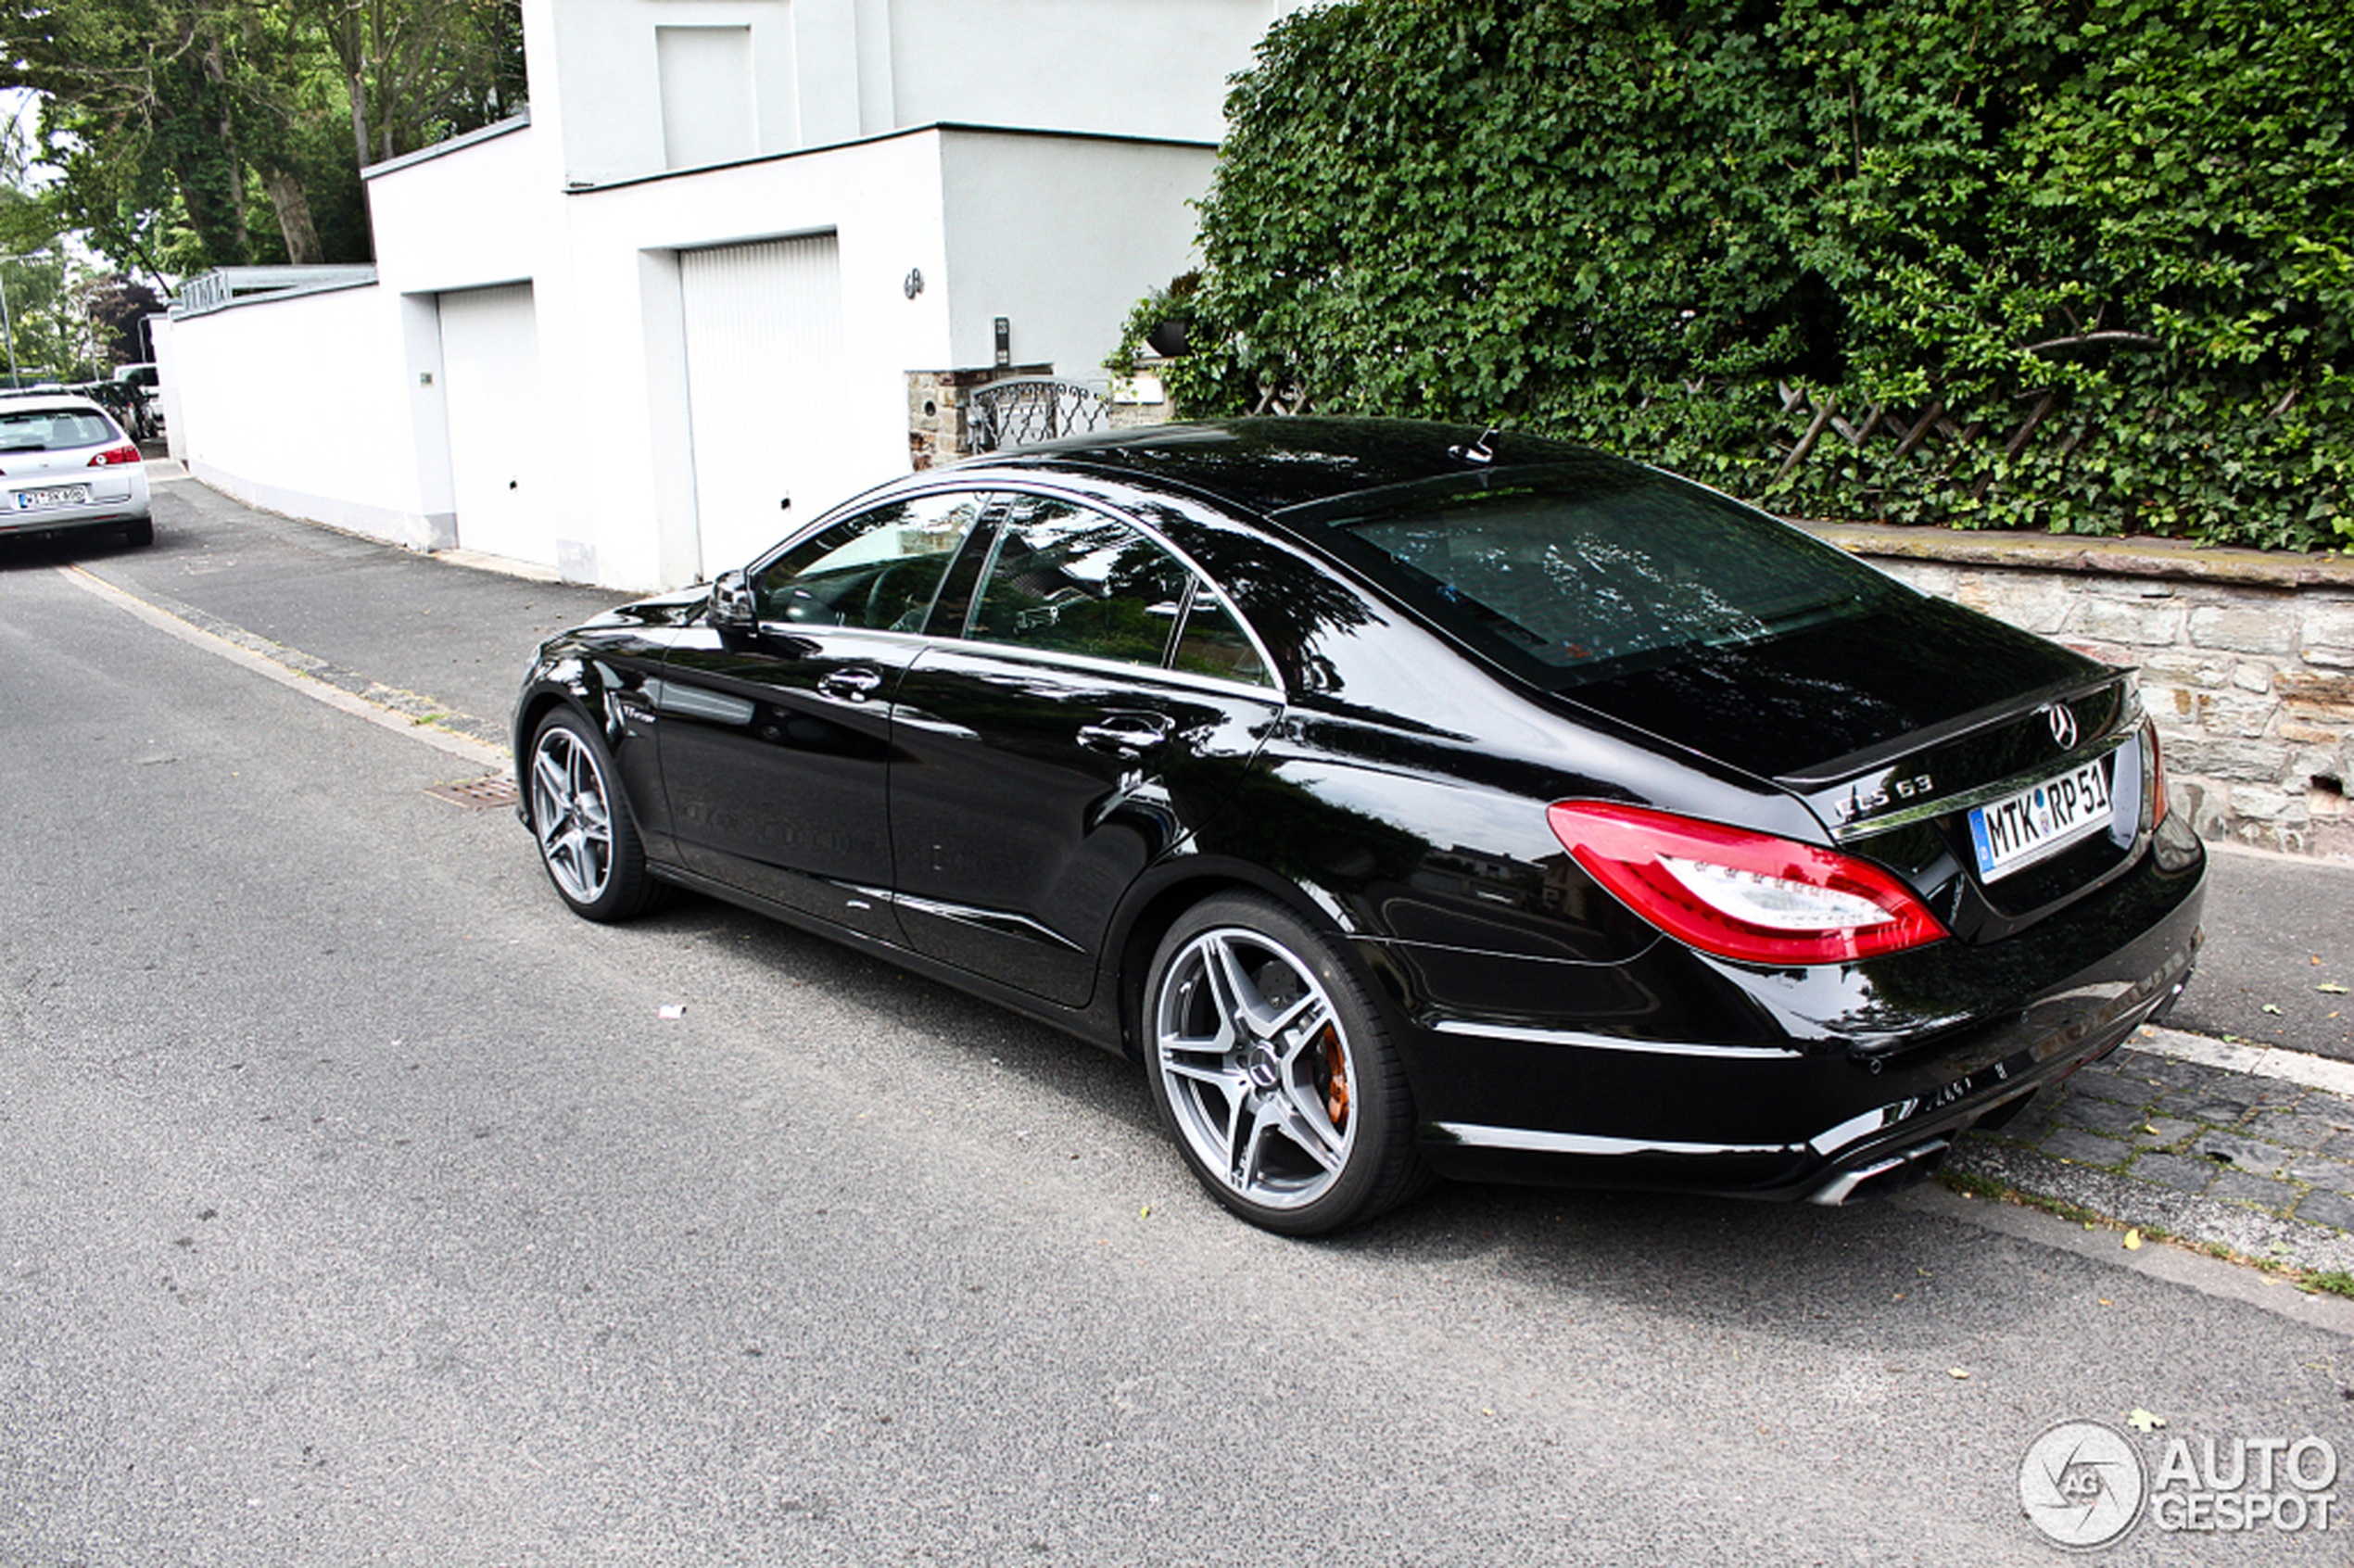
[
  {"xmin": 438, "ymin": 283, "xmax": 549, "ymax": 567},
  {"xmin": 680, "ymin": 234, "xmax": 854, "ymax": 577}
]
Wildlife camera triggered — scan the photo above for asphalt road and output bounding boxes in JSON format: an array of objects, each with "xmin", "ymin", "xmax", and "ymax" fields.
[{"xmin": 3, "ymin": 474, "xmax": 2353, "ymax": 1562}]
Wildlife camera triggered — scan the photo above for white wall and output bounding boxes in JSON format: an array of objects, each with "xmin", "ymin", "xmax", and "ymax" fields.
[
  {"xmin": 891, "ymin": 0, "xmax": 1280, "ymax": 144},
  {"xmin": 166, "ymin": 283, "xmax": 442, "ymax": 548},
  {"xmin": 529, "ymin": 0, "xmax": 1297, "ymax": 187},
  {"xmin": 530, "ymin": 0, "xmax": 810, "ymax": 184},
  {"xmin": 554, "ymin": 131, "xmax": 956, "ymax": 588},
  {"xmin": 939, "ymin": 131, "xmax": 1215, "ymax": 377},
  {"xmin": 365, "ymin": 118, "xmax": 551, "ymax": 292}
]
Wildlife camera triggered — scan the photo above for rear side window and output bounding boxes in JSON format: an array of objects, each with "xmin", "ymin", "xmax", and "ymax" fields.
[
  {"xmin": 964, "ymin": 499, "xmax": 1187, "ymax": 668},
  {"xmin": 1171, "ymin": 584, "xmax": 1268, "ymax": 685},
  {"xmin": 957, "ymin": 497, "xmax": 1274, "ymax": 686},
  {"xmin": 1295, "ymin": 463, "xmax": 1901, "ymax": 687}
]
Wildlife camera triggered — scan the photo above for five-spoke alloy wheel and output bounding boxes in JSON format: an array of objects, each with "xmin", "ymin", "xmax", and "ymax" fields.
[
  {"xmin": 1144, "ymin": 894, "xmax": 1424, "ymax": 1234},
  {"xmin": 527, "ymin": 709, "xmax": 659, "ymax": 922}
]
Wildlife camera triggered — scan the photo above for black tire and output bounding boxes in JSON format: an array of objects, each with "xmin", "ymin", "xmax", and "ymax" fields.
[
  {"xmin": 1141, "ymin": 893, "xmax": 1429, "ymax": 1235},
  {"xmin": 121, "ymin": 515, "xmax": 153, "ymax": 548},
  {"xmin": 525, "ymin": 707, "xmax": 663, "ymax": 922}
]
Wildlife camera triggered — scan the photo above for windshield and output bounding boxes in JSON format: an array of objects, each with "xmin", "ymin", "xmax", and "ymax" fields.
[{"xmin": 1283, "ymin": 462, "xmax": 1904, "ymax": 689}]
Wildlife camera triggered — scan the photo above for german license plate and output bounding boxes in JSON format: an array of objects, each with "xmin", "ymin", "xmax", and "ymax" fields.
[
  {"xmin": 15, "ymin": 484, "xmax": 90, "ymax": 511},
  {"xmin": 1968, "ymin": 753, "xmax": 2116, "ymax": 880}
]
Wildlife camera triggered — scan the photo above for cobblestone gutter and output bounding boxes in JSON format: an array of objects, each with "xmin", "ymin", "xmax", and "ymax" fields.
[
  {"xmin": 1803, "ymin": 524, "xmax": 2354, "ymax": 861},
  {"xmin": 1952, "ymin": 1028, "xmax": 2354, "ymax": 1274}
]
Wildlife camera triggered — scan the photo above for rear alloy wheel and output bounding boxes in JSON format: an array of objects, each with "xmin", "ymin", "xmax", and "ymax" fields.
[
  {"xmin": 1144, "ymin": 894, "xmax": 1426, "ymax": 1235},
  {"xmin": 527, "ymin": 708, "xmax": 660, "ymax": 921}
]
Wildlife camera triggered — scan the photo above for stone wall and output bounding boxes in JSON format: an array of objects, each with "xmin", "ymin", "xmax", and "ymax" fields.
[
  {"xmin": 1804, "ymin": 525, "xmax": 2354, "ymax": 859},
  {"xmin": 905, "ymin": 363, "xmax": 1057, "ymax": 471}
]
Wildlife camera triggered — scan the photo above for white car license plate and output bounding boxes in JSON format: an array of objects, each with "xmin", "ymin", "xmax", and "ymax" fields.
[
  {"xmin": 15, "ymin": 484, "xmax": 91, "ymax": 511},
  {"xmin": 1968, "ymin": 753, "xmax": 2117, "ymax": 880}
]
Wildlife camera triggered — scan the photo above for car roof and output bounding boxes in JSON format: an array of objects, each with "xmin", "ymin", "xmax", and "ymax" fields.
[
  {"xmin": 977, "ymin": 417, "xmax": 1627, "ymax": 519},
  {"xmin": 0, "ymin": 392, "xmax": 111, "ymax": 416}
]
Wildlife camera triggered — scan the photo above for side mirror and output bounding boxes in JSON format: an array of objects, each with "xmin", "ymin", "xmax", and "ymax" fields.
[{"xmin": 709, "ymin": 569, "xmax": 756, "ymax": 632}]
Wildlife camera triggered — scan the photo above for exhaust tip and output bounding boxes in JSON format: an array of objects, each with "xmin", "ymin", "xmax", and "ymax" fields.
[{"xmin": 1808, "ymin": 1138, "xmax": 1952, "ymax": 1206}]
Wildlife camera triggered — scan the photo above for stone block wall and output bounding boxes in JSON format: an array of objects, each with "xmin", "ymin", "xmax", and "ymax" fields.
[
  {"xmin": 1804, "ymin": 525, "xmax": 2354, "ymax": 859},
  {"xmin": 905, "ymin": 364, "xmax": 1057, "ymax": 470}
]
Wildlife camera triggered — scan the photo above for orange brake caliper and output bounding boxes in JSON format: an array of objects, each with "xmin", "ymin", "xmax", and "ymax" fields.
[{"xmin": 1321, "ymin": 1027, "xmax": 1351, "ymax": 1128}]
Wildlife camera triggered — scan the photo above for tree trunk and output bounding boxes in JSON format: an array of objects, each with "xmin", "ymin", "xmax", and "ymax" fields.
[
  {"xmin": 348, "ymin": 67, "xmax": 372, "ymax": 172},
  {"xmin": 197, "ymin": 32, "xmax": 249, "ymax": 259},
  {"xmin": 261, "ymin": 169, "xmax": 323, "ymax": 265}
]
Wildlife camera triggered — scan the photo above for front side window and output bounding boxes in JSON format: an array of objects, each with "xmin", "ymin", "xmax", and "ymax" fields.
[{"xmin": 753, "ymin": 490, "xmax": 993, "ymax": 632}]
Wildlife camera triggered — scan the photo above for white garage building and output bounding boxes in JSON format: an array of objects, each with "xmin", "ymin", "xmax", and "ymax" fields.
[{"xmin": 160, "ymin": 0, "xmax": 1297, "ymax": 589}]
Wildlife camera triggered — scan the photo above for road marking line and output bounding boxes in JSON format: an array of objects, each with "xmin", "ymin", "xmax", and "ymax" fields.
[{"xmin": 54, "ymin": 563, "xmax": 510, "ymax": 774}]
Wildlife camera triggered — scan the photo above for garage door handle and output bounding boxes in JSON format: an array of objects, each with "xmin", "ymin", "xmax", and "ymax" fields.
[
  {"xmin": 818, "ymin": 666, "xmax": 883, "ymax": 702},
  {"xmin": 1077, "ymin": 714, "xmax": 1171, "ymax": 757}
]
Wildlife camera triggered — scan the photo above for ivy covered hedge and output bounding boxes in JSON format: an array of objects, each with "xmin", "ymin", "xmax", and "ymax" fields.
[{"xmin": 1135, "ymin": 0, "xmax": 2352, "ymax": 551}]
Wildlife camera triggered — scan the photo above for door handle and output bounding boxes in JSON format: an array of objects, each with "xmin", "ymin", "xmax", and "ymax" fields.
[
  {"xmin": 818, "ymin": 666, "xmax": 884, "ymax": 702},
  {"xmin": 1077, "ymin": 712, "xmax": 1172, "ymax": 758}
]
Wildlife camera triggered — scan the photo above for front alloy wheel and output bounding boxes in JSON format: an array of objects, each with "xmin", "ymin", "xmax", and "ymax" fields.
[
  {"xmin": 1145, "ymin": 895, "xmax": 1424, "ymax": 1235},
  {"xmin": 528, "ymin": 709, "xmax": 658, "ymax": 921}
]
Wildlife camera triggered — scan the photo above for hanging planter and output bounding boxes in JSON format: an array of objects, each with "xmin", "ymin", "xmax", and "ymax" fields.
[{"xmin": 1145, "ymin": 316, "xmax": 1194, "ymax": 358}]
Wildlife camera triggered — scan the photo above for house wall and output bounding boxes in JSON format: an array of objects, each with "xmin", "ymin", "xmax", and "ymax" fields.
[
  {"xmin": 556, "ymin": 131, "xmax": 956, "ymax": 588},
  {"xmin": 529, "ymin": 0, "xmax": 1294, "ymax": 185},
  {"xmin": 938, "ymin": 132, "xmax": 1217, "ymax": 375},
  {"xmin": 160, "ymin": 0, "xmax": 1282, "ymax": 588},
  {"xmin": 888, "ymin": 0, "xmax": 1282, "ymax": 144}
]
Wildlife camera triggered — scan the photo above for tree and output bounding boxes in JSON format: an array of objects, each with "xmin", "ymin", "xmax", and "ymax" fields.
[{"xmin": 0, "ymin": 0, "xmax": 525, "ymax": 274}]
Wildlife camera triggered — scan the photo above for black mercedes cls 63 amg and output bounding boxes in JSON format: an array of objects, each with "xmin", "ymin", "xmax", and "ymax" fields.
[{"xmin": 514, "ymin": 418, "xmax": 2205, "ymax": 1234}]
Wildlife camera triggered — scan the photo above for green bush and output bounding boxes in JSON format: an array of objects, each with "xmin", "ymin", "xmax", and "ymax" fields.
[{"xmin": 1153, "ymin": 0, "xmax": 2352, "ymax": 551}]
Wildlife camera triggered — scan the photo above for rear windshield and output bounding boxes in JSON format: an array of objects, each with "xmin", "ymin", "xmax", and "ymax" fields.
[
  {"xmin": 0, "ymin": 409, "xmax": 117, "ymax": 453},
  {"xmin": 1283, "ymin": 462, "xmax": 1904, "ymax": 689}
]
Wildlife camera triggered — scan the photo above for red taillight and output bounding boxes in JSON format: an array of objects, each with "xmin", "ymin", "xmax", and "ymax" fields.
[
  {"xmin": 2147, "ymin": 719, "xmax": 2169, "ymax": 827},
  {"xmin": 1546, "ymin": 801, "xmax": 1948, "ymax": 966},
  {"xmin": 88, "ymin": 444, "xmax": 140, "ymax": 466}
]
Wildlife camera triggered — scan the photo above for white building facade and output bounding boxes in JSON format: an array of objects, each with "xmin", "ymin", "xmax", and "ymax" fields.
[{"xmin": 161, "ymin": 0, "xmax": 1299, "ymax": 589}]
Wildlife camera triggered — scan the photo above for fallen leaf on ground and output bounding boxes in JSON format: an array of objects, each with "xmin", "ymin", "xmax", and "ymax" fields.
[
  {"xmin": 2263, "ymin": 1004, "xmax": 2284, "ymax": 1015},
  {"xmin": 2128, "ymin": 1409, "xmax": 2167, "ymax": 1431},
  {"xmin": 2320, "ymin": 984, "xmax": 2348, "ymax": 995},
  {"xmin": 2124, "ymin": 1229, "xmax": 2144, "ymax": 1250},
  {"xmin": 1947, "ymin": 1368, "xmax": 1970, "ymax": 1380}
]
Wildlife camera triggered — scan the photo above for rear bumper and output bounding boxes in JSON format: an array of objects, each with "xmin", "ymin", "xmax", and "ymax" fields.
[{"xmin": 1394, "ymin": 817, "xmax": 2207, "ymax": 1200}]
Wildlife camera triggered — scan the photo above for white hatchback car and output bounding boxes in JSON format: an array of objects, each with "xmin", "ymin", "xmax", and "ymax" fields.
[{"xmin": 0, "ymin": 394, "xmax": 152, "ymax": 548}]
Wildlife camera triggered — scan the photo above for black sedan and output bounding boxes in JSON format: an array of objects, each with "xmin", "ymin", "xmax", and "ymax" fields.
[{"xmin": 513, "ymin": 419, "xmax": 2205, "ymax": 1235}]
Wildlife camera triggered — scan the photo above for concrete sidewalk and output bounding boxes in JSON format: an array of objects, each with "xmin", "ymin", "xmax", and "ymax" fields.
[{"xmin": 28, "ymin": 464, "xmax": 2354, "ymax": 1274}]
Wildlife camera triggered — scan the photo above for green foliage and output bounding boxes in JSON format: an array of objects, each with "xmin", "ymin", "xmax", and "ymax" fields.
[
  {"xmin": 0, "ymin": 0, "xmax": 525, "ymax": 277},
  {"xmin": 1159, "ymin": 0, "xmax": 2352, "ymax": 550}
]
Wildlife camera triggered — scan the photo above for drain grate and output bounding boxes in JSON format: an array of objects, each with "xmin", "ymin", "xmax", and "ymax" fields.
[{"xmin": 424, "ymin": 774, "xmax": 520, "ymax": 811}]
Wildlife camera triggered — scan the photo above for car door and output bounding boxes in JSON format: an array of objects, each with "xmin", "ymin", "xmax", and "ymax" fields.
[
  {"xmin": 888, "ymin": 493, "xmax": 1285, "ymax": 1006},
  {"xmin": 653, "ymin": 488, "xmax": 999, "ymax": 942}
]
